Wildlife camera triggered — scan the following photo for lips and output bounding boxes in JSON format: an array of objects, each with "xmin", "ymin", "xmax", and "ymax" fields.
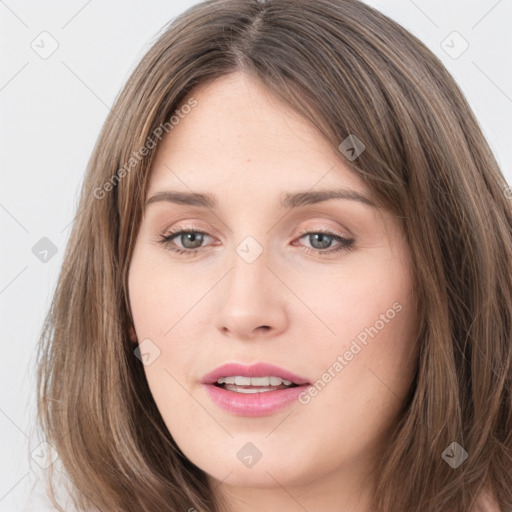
[
  {"xmin": 200, "ymin": 362, "xmax": 310, "ymax": 386},
  {"xmin": 201, "ymin": 362, "xmax": 311, "ymax": 416}
]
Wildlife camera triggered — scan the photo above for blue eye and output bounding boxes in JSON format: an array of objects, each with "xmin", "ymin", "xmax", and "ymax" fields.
[
  {"xmin": 296, "ymin": 231, "xmax": 355, "ymax": 255},
  {"xmin": 158, "ymin": 228, "xmax": 210, "ymax": 257},
  {"xmin": 157, "ymin": 228, "xmax": 355, "ymax": 257}
]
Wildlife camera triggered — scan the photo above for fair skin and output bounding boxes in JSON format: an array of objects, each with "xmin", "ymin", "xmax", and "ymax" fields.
[{"xmin": 128, "ymin": 71, "xmax": 420, "ymax": 512}]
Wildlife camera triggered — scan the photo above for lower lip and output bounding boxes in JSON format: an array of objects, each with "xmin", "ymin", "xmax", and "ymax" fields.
[{"xmin": 204, "ymin": 384, "xmax": 309, "ymax": 416}]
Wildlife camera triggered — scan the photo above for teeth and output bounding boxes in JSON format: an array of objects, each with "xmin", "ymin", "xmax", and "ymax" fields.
[
  {"xmin": 250, "ymin": 377, "xmax": 270, "ymax": 386},
  {"xmin": 216, "ymin": 376, "xmax": 294, "ymax": 386},
  {"xmin": 224, "ymin": 386, "xmax": 277, "ymax": 393},
  {"xmin": 217, "ymin": 377, "xmax": 236, "ymax": 384}
]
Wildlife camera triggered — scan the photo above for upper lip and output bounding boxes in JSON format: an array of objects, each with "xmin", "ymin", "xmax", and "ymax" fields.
[{"xmin": 201, "ymin": 362, "xmax": 310, "ymax": 385}]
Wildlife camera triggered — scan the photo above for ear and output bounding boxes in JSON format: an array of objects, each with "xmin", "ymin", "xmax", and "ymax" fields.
[{"xmin": 129, "ymin": 325, "xmax": 138, "ymax": 343}]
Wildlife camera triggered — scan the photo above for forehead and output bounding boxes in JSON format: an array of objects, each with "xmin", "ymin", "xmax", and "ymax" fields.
[{"xmin": 146, "ymin": 71, "xmax": 368, "ymax": 200}]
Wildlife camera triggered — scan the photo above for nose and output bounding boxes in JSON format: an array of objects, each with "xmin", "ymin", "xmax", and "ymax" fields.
[{"xmin": 214, "ymin": 244, "xmax": 289, "ymax": 340}]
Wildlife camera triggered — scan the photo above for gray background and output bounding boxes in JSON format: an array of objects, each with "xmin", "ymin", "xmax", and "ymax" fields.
[{"xmin": 1, "ymin": 0, "xmax": 511, "ymax": 509}]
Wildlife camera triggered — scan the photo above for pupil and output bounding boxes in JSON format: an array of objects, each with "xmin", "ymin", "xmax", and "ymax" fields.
[
  {"xmin": 182, "ymin": 232, "xmax": 203, "ymax": 249},
  {"xmin": 311, "ymin": 233, "xmax": 331, "ymax": 249}
]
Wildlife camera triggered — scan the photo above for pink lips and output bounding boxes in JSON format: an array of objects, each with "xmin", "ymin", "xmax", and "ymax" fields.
[
  {"xmin": 201, "ymin": 362, "xmax": 311, "ymax": 417},
  {"xmin": 201, "ymin": 362, "xmax": 310, "ymax": 386}
]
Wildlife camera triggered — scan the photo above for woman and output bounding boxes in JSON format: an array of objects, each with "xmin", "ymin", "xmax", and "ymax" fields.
[{"xmin": 36, "ymin": 0, "xmax": 512, "ymax": 510}]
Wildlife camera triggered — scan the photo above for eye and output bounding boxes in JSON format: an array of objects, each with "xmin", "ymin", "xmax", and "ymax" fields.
[
  {"xmin": 157, "ymin": 227, "xmax": 212, "ymax": 257},
  {"xmin": 294, "ymin": 229, "xmax": 355, "ymax": 256},
  {"xmin": 157, "ymin": 227, "xmax": 355, "ymax": 257}
]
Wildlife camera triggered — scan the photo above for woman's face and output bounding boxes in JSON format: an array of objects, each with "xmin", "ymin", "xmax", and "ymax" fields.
[{"xmin": 128, "ymin": 72, "xmax": 419, "ymax": 509}]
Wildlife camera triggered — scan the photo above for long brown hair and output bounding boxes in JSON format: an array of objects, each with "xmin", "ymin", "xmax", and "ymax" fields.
[{"xmin": 36, "ymin": 0, "xmax": 512, "ymax": 510}]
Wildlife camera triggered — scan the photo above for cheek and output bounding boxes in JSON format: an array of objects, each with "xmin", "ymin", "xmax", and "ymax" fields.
[
  {"xmin": 127, "ymin": 250, "xmax": 210, "ymax": 398},
  {"xmin": 128, "ymin": 248, "xmax": 207, "ymax": 339},
  {"xmin": 294, "ymin": 251, "xmax": 415, "ymax": 352},
  {"xmin": 296, "ymin": 249, "xmax": 418, "ymax": 411}
]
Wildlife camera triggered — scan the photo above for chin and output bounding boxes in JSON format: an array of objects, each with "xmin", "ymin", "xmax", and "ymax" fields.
[{"xmin": 203, "ymin": 460, "xmax": 310, "ymax": 489}]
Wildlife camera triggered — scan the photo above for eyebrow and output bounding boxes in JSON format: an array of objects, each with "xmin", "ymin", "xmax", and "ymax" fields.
[{"xmin": 145, "ymin": 188, "xmax": 376, "ymax": 209}]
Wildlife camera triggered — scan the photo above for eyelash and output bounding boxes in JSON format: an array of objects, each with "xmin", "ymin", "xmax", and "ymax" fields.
[{"xmin": 157, "ymin": 226, "xmax": 355, "ymax": 258}]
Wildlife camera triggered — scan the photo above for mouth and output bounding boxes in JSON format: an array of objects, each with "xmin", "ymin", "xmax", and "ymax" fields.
[
  {"xmin": 213, "ymin": 375, "xmax": 300, "ymax": 393},
  {"xmin": 201, "ymin": 362, "xmax": 311, "ymax": 416}
]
